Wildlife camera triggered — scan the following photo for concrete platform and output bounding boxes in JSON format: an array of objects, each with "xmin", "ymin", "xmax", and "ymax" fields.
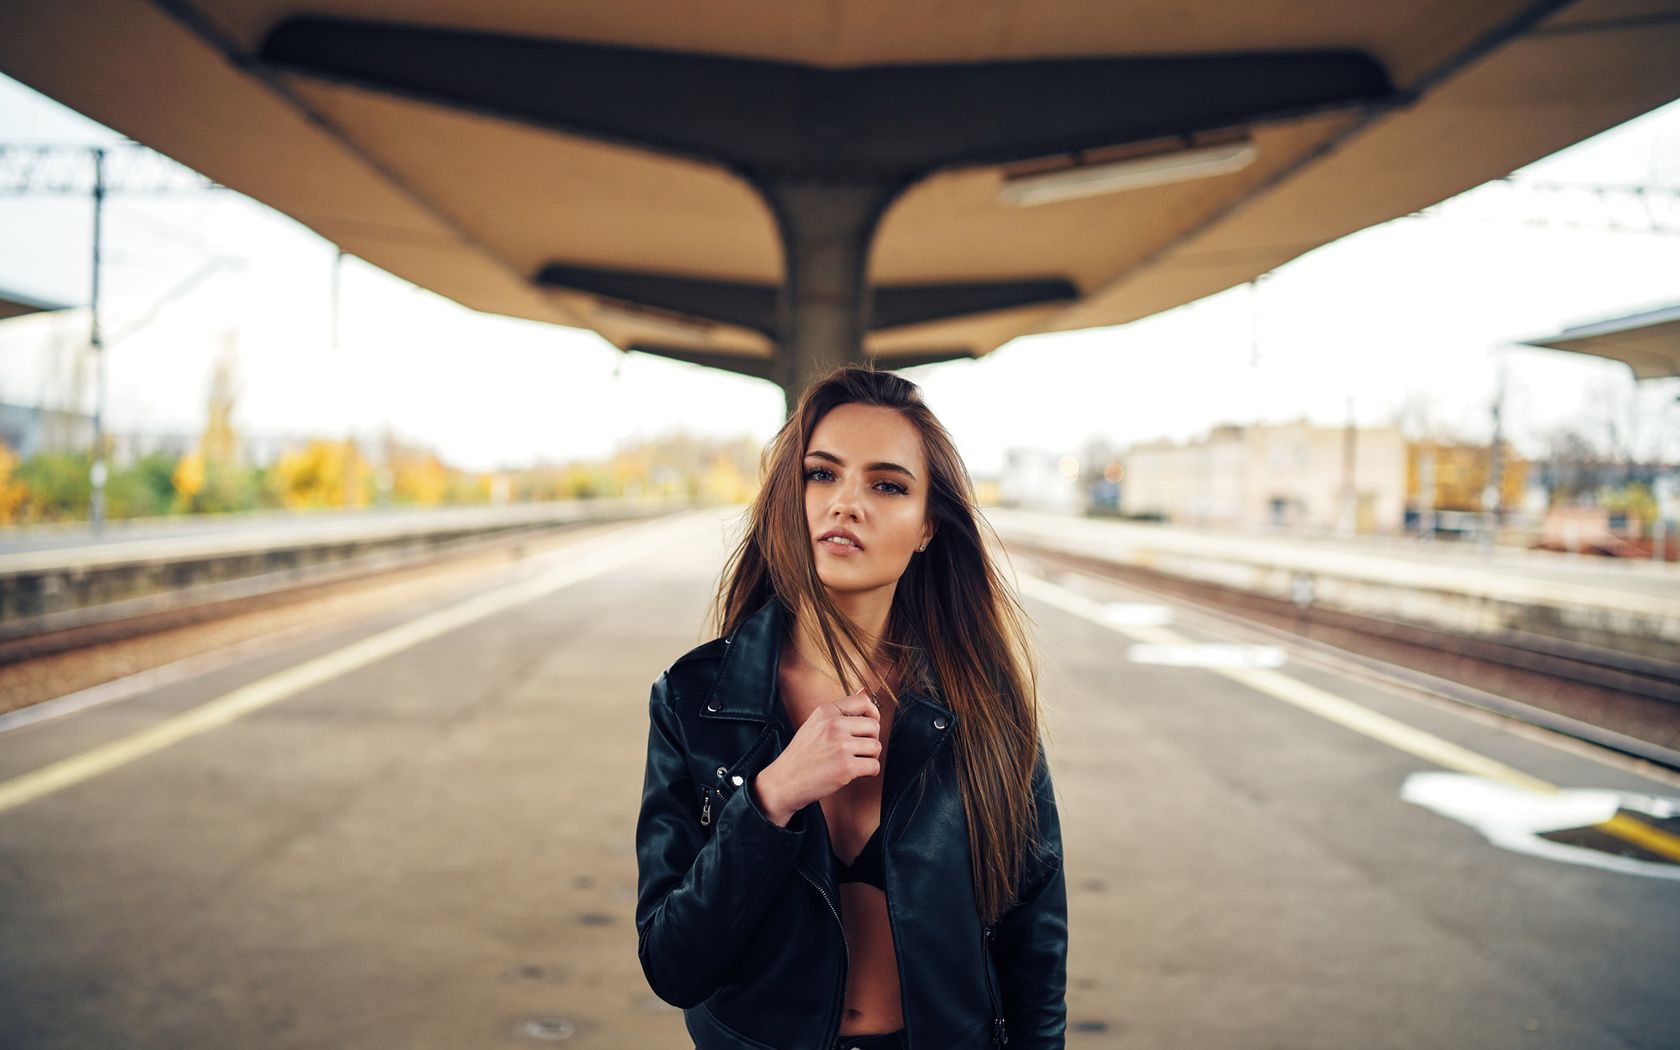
[
  {"xmin": 987, "ymin": 509, "xmax": 1680, "ymax": 658},
  {"xmin": 0, "ymin": 509, "xmax": 1674, "ymax": 1049},
  {"xmin": 0, "ymin": 498, "xmax": 684, "ymax": 627}
]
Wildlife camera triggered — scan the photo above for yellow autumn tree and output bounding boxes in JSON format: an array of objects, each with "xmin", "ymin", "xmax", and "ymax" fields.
[
  {"xmin": 699, "ymin": 449, "xmax": 758, "ymax": 504},
  {"xmin": 0, "ymin": 443, "xmax": 29, "ymax": 524},
  {"xmin": 1407, "ymin": 441, "xmax": 1527, "ymax": 512},
  {"xmin": 171, "ymin": 450, "xmax": 205, "ymax": 511},
  {"xmin": 174, "ymin": 332, "xmax": 246, "ymax": 513},
  {"xmin": 270, "ymin": 440, "xmax": 371, "ymax": 508},
  {"xmin": 391, "ymin": 451, "xmax": 451, "ymax": 504}
]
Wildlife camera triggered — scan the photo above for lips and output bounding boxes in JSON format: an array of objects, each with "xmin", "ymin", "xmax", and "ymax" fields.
[{"xmin": 817, "ymin": 528, "xmax": 864, "ymax": 553}]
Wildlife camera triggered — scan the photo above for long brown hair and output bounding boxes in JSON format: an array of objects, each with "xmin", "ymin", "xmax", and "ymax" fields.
[{"xmin": 714, "ymin": 366, "xmax": 1040, "ymax": 923}]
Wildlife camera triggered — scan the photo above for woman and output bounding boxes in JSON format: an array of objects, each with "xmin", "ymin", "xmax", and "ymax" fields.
[{"xmin": 636, "ymin": 366, "xmax": 1067, "ymax": 1050}]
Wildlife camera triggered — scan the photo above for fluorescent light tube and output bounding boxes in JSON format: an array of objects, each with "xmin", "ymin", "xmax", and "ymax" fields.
[{"xmin": 1000, "ymin": 139, "xmax": 1257, "ymax": 207}]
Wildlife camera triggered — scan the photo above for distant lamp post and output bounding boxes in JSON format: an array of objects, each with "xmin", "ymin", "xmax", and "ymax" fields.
[{"xmin": 1417, "ymin": 450, "xmax": 1436, "ymax": 542}]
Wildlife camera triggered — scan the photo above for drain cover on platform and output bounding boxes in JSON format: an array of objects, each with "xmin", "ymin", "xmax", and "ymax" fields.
[{"xmin": 522, "ymin": 1018, "xmax": 577, "ymax": 1041}]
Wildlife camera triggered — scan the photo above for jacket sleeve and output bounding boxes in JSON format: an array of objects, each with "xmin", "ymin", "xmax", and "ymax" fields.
[
  {"xmin": 992, "ymin": 747, "xmax": 1068, "ymax": 1049},
  {"xmin": 635, "ymin": 673, "xmax": 807, "ymax": 1008}
]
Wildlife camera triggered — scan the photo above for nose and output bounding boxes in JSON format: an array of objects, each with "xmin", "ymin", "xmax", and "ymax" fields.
[{"xmin": 827, "ymin": 474, "xmax": 865, "ymax": 520}]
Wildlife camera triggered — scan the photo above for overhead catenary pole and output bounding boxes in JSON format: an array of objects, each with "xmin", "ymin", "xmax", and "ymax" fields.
[
  {"xmin": 330, "ymin": 247, "xmax": 345, "ymax": 351},
  {"xmin": 88, "ymin": 147, "xmax": 107, "ymax": 534},
  {"xmin": 1418, "ymin": 449, "xmax": 1436, "ymax": 543},
  {"xmin": 0, "ymin": 142, "xmax": 223, "ymax": 531},
  {"xmin": 1248, "ymin": 274, "xmax": 1268, "ymax": 368},
  {"xmin": 1483, "ymin": 358, "xmax": 1508, "ymax": 553},
  {"xmin": 1338, "ymin": 396, "xmax": 1357, "ymax": 536}
]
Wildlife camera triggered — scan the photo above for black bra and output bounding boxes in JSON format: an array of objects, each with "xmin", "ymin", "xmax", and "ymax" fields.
[
  {"xmin": 773, "ymin": 696, "xmax": 888, "ymax": 891},
  {"xmin": 833, "ymin": 823, "xmax": 886, "ymax": 890}
]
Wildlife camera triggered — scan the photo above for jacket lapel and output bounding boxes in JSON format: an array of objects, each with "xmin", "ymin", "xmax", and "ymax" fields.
[
  {"xmin": 882, "ymin": 693, "xmax": 957, "ymax": 826},
  {"xmin": 699, "ymin": 601, "xmax": 781, "ymax": 723},
  {"xmin": 697, "ymin": 600, "xmax": 957, "ymax": 886}
]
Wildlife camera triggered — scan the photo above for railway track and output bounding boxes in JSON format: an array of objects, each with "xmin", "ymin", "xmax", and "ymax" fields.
[
  {"xmin": 1009, "ymin": 541, "xmax": 1680, "ymax": 774},
  {"xmin": 0, "ymin": 517, "xmax": 644, "ymax": 719}
]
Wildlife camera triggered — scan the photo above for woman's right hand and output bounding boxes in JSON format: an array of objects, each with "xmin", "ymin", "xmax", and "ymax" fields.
[{"xmin": 752, "ymin": 690, "xmax": 881, "ymax": 827}]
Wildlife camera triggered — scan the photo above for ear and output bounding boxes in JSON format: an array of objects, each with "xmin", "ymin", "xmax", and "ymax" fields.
[{"xmin": 919, "ymin": 518, "xmax": 937, "ymax": 550}]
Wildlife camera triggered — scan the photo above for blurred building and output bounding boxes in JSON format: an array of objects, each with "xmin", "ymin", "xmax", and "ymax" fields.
[
  {"xmin": 999, "ymin": 447, "xmax": 1082, "ymax": 514},
  {"xmin": 1120, "ymin": 421, "xmax": 1407, "ymax": 533},
  {"xmin": 0, "ymin": 400, "xmax": 310, "ymax": 468},
  {"xmin": 0, "ymin": 402, "xmax": 94, "ymax": 459},
  {"xmin": 1404, "ymin": 441, "xmax": 1533, "ymax": 537}
]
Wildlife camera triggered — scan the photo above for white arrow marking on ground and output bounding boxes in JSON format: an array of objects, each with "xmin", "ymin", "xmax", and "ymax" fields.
[{"xmin": 1401, "ymin": 773, "xmax": 1680, "ymax": 881}]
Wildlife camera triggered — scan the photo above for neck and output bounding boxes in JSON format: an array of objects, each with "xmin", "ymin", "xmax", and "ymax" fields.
[
  {"xmin": 793, "ymin": 582, "xmax": 897, "ymax": 692},
  {"xmin": 829, "ymin": 581, "xmax": 894, "ymax": 645}
]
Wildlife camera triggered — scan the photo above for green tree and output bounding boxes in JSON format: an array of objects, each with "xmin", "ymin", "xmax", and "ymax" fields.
[
  {"xmin": 16, "ymin": 451, "xmax": 91, "ymax": 521},
  {"xmin": 106, "ymin": 453, "xmax": 180, "ymax": 519}
]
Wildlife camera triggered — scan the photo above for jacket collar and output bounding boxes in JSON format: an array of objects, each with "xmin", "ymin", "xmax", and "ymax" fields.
[
  {"xmin": 700, "ymin": 600, "xmax": 784, "ymax": 721},
  {"xmin": 700, "ymin": 600, "xmax": 952, "ymax": 729},
  {"xmin": 704, "ymin": 601, "xmax": 960, "ymax": 889}
]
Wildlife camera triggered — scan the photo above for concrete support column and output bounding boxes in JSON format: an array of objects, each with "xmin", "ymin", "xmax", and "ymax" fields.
[{"xmin": 762, "ymin": 181, "xmax": 898, "ymax": 414}]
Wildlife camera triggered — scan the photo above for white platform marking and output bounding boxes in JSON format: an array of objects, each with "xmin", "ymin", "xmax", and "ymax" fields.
[
  {"xmin": 0, "ymin": 512, "xmax": 706, "ymax": 816},
  {"xmin": 1129, "ymin": 643, "xmax": 1287, "ymax": 668},
  {"xmin": 1101, "ymin": 602, "xmax": 1174, "ymax": 627},
  {"xmin": 1017, "ymin": 571, "xmax": 1553, "ymax": 792},
  {"xmin": 1401, "ymin": 773, "xmax": 1680, "ymax": 880}
]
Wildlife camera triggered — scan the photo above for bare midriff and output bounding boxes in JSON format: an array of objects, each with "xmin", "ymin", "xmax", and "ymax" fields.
[
  {"xmin": 835, "ymin": 879, "xmax": 903, "ymax": 1034},
  {"xmin": 822, "ymin": 721, "xmax": 902, "ymax": 1036}
]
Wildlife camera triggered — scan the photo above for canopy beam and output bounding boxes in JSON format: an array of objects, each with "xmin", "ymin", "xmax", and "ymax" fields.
[{"xmin": 260, "ymin": 18, "xmax": 1397, "ymax": 405}]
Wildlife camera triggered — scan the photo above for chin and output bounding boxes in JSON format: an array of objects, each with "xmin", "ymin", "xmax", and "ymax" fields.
[{"xmin": 814, "ymin": 560, "xmax": 903, "ymax": 596}]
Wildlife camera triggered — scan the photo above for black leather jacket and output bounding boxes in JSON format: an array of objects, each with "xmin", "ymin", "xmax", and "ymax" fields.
[{"xmin": 636, "ymin": 601, "xmax": 1068, "ymax": 1049}]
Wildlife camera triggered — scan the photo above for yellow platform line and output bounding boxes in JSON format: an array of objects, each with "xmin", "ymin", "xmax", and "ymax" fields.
[
  {"xmin": 0, "ymin": 513, "xmax": 702, "ymax": 816},
  {"xmin": 1020, "ymin": 573, "xmax": 1680, "ymax": 860},
  {"xmin": 1600, "ymin": 813, "xmax": 1680, "ymax": 864},
  {"xmin": 1216, "ymin": 665, "xmax": 1557, "ymax": 793}
]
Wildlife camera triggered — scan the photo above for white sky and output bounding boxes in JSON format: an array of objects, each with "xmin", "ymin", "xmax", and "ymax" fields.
[{"xmin": 1, "ymin": 72, "xmax": 1677, "ymax": 473}]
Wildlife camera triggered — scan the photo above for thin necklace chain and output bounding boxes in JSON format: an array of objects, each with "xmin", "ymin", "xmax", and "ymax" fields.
[{"xmin": 788, "ymin": 638, "xmax": 889, "ymax": 706}]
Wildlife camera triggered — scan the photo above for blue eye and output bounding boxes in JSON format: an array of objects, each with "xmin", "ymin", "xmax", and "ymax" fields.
[
  {"xmin": 805, "ymin": 467, "xmax": 834, "ymax": 482},
  {"xmin": 875, "ymin": 480, "xmax": 907, "ymax": 496}
]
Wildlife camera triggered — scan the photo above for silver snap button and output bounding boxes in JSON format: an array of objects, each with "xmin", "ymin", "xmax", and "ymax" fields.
[
  {"xmin": 731, "ymin": 775, "xmax": 744, "ymax": 787},
  {"xmin": 716, "ymin": 767, "xmax": 728, "ymax": 779},
  {"xmin": 933, "ymin": 716, "xmax": 949, "ymax": 730},
  {"xmin": 706, "ymin": 700, "xmax": 721, "ymax": 712}
]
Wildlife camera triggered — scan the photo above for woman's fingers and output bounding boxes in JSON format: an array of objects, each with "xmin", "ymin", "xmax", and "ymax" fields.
[
  {"xmin": 851, "ymin": 756, "xmax": 882, "ymax": 779},
  {"xmin": 839, "ymin": 717, "xmax": 880, "ymax": 740},
  {"xmin": 832, "ymin": 693, "xmax": 880, "ymax": 719}
]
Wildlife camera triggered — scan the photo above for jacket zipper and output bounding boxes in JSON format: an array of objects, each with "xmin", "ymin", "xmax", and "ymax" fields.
[
  {"xmin": 856, "ymin": 706, "xmax": 953, "ymax": 1049},
  {"xmin": 982, "ymin": 925, "xmax": 1008, "ymax": 1046},
  {"xmin": 701, "ymin": 764, "xmax": 731, "ymax": 829},
  {"xmin": 801, "ymin": 868, "xmax": 850, "ymax": 1049}
]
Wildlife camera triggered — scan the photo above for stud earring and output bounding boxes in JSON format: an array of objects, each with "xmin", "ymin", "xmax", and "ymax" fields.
[{"xmin": 917, "ymin": 542, "xmax": 927, "ymax": 552}]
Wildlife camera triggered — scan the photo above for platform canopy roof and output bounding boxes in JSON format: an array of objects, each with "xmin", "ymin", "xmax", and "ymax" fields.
[
  {"xmin": 1523, "ymin": 303, "xmax": 1680, "ymax": 380},
  {"xmin": 0, "ymin": 287, "xmax": 69, "ymax": 323},
  {"xmin": 2, "ymin": 1, "xmax": 1678, "ymax": 397}
]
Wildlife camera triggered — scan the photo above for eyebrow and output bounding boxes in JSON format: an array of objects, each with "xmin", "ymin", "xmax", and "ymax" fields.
[{"xmin": 805, "ymin": 449, "xmax": 917, "ymax": 479}]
